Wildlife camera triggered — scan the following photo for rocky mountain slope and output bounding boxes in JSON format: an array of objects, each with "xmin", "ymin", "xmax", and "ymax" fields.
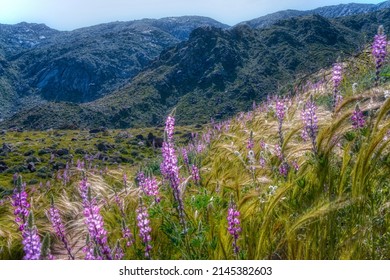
[
  {"xmin": 3, "ymin": 8, "xmax": 390, "ymax": 130},
  {"xmin": 0, "ymin": 17, "xmax": 228, "ymax": 119},
  {"xmin": 239, "ymin": 0, "xmax": 390, "ymax": 28}
]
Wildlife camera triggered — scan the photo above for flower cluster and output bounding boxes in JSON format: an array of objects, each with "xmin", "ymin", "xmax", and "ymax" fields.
[
  {"xmin": 372, "ymin": 25, "xmax": 387, "ymax": 84},
  {"xmin": 122, "ymin": 225, "xmax": 134, "ymax": 247},
  {"xmin": 136, "ymin": 204, "xmax": 152, "ymax": 259},
  {"xmin": 301, "ymin": 97, "xmax": 318, "ymax": 154},
  {"xmin": 332, "ymin": 63, "xmax": 342, "ymax": 89},
  {"xmin": 165, "ymin": 115, "xmax": 175, "ymax": 142},
  {"xmin": 136, "ymin": 171, "xmax": 145, "ymax": 186},
  {"xmin": 140, "ymin": 176, "xmax": 161, "ymax": 202},
  {"xmin": 246, "ymin": 137, "xmax": 254, "ymax": 150},
  {"xmin": 275, "ymin": 99, "xmax": 285, "ymax": 122},
  {"xmin": 181, "ymin": 148, "xmax": 189, "ymax": 167},
  {"xmin": 275, "ymin": 98, "xmax": 286, "ymax": 146},
  {"xmin": 246, "ymin": 131, "xmax": 254, "ymax": 150},
  {"xmin": 279, "ymin": 162, "xmax": 290, "ymax": 177},
  {"xmin": 332, "ymin": 62, "xmax": 344, "ymax": 110},
  {"xmin": 11, "ymin": 176, "xmax": 30, "ymax": 231},
  {"xmin": 191, "ymin": 164, "xmax": 200, "ymax": 184},
  {"xmin": 48, "ymin": 204, "xmax": 74, "ymax": 259},
  {"xmin": 82, "ymin": 184, "xmax": 112, "ymax": 260},
  {"xmin": 275, "ymin": 144, "xmax": 283, "ymax": 161},
  {"xmin": 79, "ymin": 177, "xmax": 89, "ymax": 202},
  {"xmin": 160, "ymin": 142, "xmax": 180, "ymax": 184},
  {"xmin": 160, "ymin": 115, "xmax": 186, "ymax": 228},
  {"xmin": 76, "ymin": 159, "xmax": 85, "ymax": 170},
  {"xmin": 22, "ymin": 212, "xmax": 41, "ymax": 260},
  {"xmin": 113, "ymin": 241, "xmax": 124, "ymax": 260},
  {"xmin": 227, "ymin": 203, "xmax": 241, "ymax": 255},
  {"xmin": 259, "ymin": 155, "xmax": 266, "ymax": 168},
  {"xmin": 351, "ymin": 105, "xmax": 365, "ymax": 129}
]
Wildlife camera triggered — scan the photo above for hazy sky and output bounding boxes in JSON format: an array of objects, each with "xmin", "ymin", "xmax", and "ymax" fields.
[{"xmin": 0, "ymin": 0, "xmax": 387, "ymax": 30}]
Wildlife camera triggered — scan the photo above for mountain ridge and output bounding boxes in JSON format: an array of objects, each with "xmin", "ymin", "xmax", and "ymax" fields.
[
  {"xmin": 238, "ymin": 0, "xmax": 390, "ymax": 28},
  {"xmin": 3, "ymin": 9, "xmax": 390, "ymax": 130},
  {"xmin": 0, "ymin": 16, "xmax": 228, "ymax": 119},
  {"xmin": 1, "ymin": 4, "xmax": 390, "ymax": 129}
]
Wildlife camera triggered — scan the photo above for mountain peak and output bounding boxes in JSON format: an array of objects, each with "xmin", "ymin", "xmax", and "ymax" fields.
[{"xmin": 240, "ymin": 0, "xmax": 390, "ymax": 29}]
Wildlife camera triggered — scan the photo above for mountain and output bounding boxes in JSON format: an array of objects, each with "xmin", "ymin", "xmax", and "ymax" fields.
[
  {"xmin": 239, "ymin": 0, "xmax": 390, "ymax": 29},
  {"xmin": 4, "ymin": 8, "xmax": 390, "ymax": 130},
  {"xmin": 0, "ymin": 17, "xmax": 228, "ymax": 119},
  {"xmin": 0, "ymin": 22, "xmax": 59, "ymax": 57}
]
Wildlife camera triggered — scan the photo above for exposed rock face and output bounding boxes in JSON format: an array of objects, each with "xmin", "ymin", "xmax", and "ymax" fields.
[{"xmin": 0, "ymin": 17, "xmax": 229, "ymax": 118}]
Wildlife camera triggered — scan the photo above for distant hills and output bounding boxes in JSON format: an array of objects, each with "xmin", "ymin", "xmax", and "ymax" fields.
[
  {"xmin": 239, "ymin": 0, "xmax": 390, "ymax": 28},
  {"xmin": 0, "ymin": 2, "xmax": 390, "ymax": 129},
  {"xmin": 0, "ymin": 17, "xmax": 227, "ymax": 118}
]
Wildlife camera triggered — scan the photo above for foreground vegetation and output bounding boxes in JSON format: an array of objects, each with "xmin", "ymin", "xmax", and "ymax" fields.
[{"xmin": 0, "ymin": 26, "xmax": 389, "ymax": 260}]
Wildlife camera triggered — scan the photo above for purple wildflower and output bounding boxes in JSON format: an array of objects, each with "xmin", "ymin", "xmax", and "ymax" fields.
[
  {"xmin": 246, "ymin": 138, "xmax": 254, "ymax": 150},
  {"xmin": 136, "ymin": 203, "xmax": 152, "ymax": 259},
  {"xmin": 227, "ymin": 202, "xmax": 241, "ymax": 255},
  {"xmin": 181, "ymin": 148, "xmax": 189, "ymax": 167},
  {"xmin": 332, "ymin": 62, "xmax": 343, "ymax": 110},
  {"xmin": 191, "ymin": 164, "xmax": 200, "ymax": 185},
  {"xmin": 165, "ymin": 115, "xmax": 175, "ymax": 142},
  {"xmin": 372, "ymin": 25, "xmax": 387, "ymax": 85},
  {"xmin": 79, "ymin": 177, "xmax": 89, "ymax": 202},
  {"xmin": 48, "ymin": 203, "xmax": 74, "ymax": 259},
  {"xmin": 351, "ymin": 105, "xmax": 365, "ymax": 129},
  {"xmin": 22, "ymin": 212, "xmax": 41, "ymax": 260},
  {"xmin": 141, "ymin": 176, "xmax": 161, "ymax": 202},
  {"xmin": 279, "ymin": 162, "xmax": 290, "ymax": 177},
  {"xmin": 114, "ymin": 194, "xmax": 125, "ymax": 216},
  {"xmin": 62, "ymin": 169, "xmax": 70, "ymax": 185},
  {"xmin": 160, "ymin": 116, "xmax": 186, "ymax": 228},
  {"xmin": 11, "ymin": 176, "xmax": 30, "ymax": 231},
  {"xmin": 83, "ymin": 242, "xmax": 100, "ymax": 260},
  {"xmin": 122, "ymin": 223, "xmax": 134, "ymax": 247},
  {"xmin": 275, "ymin": 98, "xmax": 286, "ymax": 146},
  {"xmin": 113, "ymin": 241, "xmax": 124, "ymax": 260},
  {"xmin": 275, "ymin": 99, "xmax": 285, "ymax": 122},
  {"xmin": 259, "ymin": 155, "xmax": 266, "ymax": 168},
  {"xmin": 136, "ymin": 171, "xmax": 145, "ymax": 186},
  {"xmin": 332, "ymin": 63, "xmax": 342, "ymax": 88},
  {"xmin": 76, "ymin": 159, "xmax": 85, "ymax": 170},
  {"xmin": 301, "ymin": 96, "xmax": 318, "ymax": 154},
  {"xmin": 82, "ymin": 185, "xmax": 112, "ymax": 260},
  {"xmin": 275, "ymin": 144, "xmax": 283, "ymax": 161},
  {"xmin": 196, "ymin": 143, "xmax": 206, "ymax": 153}
]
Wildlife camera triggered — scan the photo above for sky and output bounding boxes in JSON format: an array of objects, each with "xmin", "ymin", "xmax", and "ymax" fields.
[{"xmin": 0, "ymin": 0, "xmax": 387, "ymax": 30}]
